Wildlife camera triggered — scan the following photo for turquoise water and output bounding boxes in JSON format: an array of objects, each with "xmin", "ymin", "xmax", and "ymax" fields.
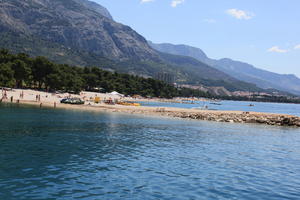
[
  {"xmin": 140, "ymin": 100, "xmax": 300, "ymax": 116},
  {"xmin": 0, "ymin": 104, "xmax": 300, "ymax": 200}
]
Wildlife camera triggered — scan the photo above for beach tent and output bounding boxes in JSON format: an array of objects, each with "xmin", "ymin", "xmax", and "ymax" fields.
[{"xmin": 110, "ymin": 91, "xmax": 124, "ymax": 97}]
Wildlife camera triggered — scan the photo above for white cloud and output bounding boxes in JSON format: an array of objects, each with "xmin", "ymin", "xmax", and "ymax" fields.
[
  {"xmin": 294, "ymin": 44, "xmax": 300, "ymax": 50},
  {"xmin": 226, "ymin": 9, "xmax": 255, "ymax": 20},
  {"xmin": 140, "ymin": 0, "xmax": 154, "ymax": 3},
  {"xmin": 267, "ymin": 46, "xmax": 288, "ymax": 53},
  {"xmin": 203, "ymin": 19, "xmax": 217, "ymax": 23},
  {"xmin": 171, "ymin": 0, "xmax": 185, "ymax": 8}
]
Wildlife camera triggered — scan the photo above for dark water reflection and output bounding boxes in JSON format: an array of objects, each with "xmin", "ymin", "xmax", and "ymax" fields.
[{"xmin": 0, "ymin": 104, "xmax": 299, "ymax": 199}]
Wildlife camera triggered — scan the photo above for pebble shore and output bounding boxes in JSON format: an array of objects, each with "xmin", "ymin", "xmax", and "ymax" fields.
[{"xmin": 114, "ymin": 106, "xmax": 300, "ymax": 127}]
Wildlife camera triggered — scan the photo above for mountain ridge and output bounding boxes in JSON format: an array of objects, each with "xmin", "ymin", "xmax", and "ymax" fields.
[
  {"xmin": 149, "ymin": 41, "xmax": 300, "ymax": 95},
  {"xmin": 0, "ymin": 0, "xmax": 270, "ymax": 94},
  {"xmin": 0, "ymin": 0, "xmax": 158, "ymax": 60},
  {"xmin": 74, "ymin": 0, "xmax": 113, "ymax": 20}
]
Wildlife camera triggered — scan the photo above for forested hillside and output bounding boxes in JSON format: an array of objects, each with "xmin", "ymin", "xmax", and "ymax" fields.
[{"xmin": 0, "ymin": 50, "xmax": 212, "ymax": 98}]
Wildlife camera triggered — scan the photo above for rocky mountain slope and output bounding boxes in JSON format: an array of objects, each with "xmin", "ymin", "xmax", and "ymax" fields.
[
  {"xmin": 0, "ymin": 0, "xmax": 158, "ymax": 60},
  {"xmin": 73, "ymin": 0, "xmax": 113, "ymax": 20},
  {"xmin": 0, "ymin": 0, "xmax": 266, "ymax": 93},
  {"xmin": 149, "ymin": 41, "xmax": 209, "ymax": 63},
  {"xmin": 214, "ymin": 59, "xmax": 300, "ymax": 95},
  {"xmin": 158, "ymin": 52, "xmax": 261, "ymax": 92},
  {"xmin": 149, "ymin": 42, "xmax": 300, "ymax": 95}
]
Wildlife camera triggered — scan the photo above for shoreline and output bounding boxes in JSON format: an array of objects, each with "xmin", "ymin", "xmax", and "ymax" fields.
[{"xmin": 2, "ymin": 99, "xmax": 300, "ymax": 127}]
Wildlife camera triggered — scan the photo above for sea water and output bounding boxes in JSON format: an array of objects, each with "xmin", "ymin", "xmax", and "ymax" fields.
[
  {"xmin": 140, "ymin": 100, "xmax": 300, "ymax": 117},
  {"xmin": 0, "ymin": 104, "xmax": 299, "ymax": 200}
]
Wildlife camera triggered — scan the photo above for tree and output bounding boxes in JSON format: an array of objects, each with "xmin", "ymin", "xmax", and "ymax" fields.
[
  {"xmin": 10, "ymin": 59, "xmax": 31, "ymax": 88},
  {"xmin": 0, "ymin": 49, "xmax": 14, "ymax": 65},
  {"xmin": 83, "ymin": 73, "xmax": 99, "ymax": 90},
  {"xmin": 32, "ymin": 57, "xmax": 54, "ymax": 88},
  {"xmin": 0, "ymin": 63, "xmax": 15, "ymax": 87},
  {"xmin": 44, "ymin": 64, "xmax": 60, "ymax": 90},
  {"xmin": 46, "ymin": 73, "xmax": 62, "ymax": 91}
]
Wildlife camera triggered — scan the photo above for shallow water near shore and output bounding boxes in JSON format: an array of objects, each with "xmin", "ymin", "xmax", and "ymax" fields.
[
  {"xmin": 0, "ymin": 104, "xmax": 300, "ymax": 200},
  {"xmin": 140, "ymin": 100, "xmax": 300, "ymax": 116}
]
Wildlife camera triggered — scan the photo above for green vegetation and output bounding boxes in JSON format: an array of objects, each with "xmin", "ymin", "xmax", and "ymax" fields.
[
  {"xmin": 0, "ymin": 32, "xmax": 263, "ymax": 93},
  {"xmin": 0, "ymin": 49, "xmax": 211, "ymax": 98},
  {"xmin": 0, "ymin": 50, "xmax": 299, "ymax": 103}
]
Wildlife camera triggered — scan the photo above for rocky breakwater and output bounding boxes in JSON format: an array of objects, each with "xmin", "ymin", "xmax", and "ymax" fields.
[{"xmin": 153, "ymin": 108, "xmax": 300, "ymax": 127}]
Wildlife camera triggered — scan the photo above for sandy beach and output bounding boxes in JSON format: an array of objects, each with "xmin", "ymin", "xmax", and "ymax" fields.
[{"xmin": 1, "ymin": 88, "xmax": 300, "ymax": 127}]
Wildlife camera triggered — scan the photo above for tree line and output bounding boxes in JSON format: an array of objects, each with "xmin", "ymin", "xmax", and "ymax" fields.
[
  {"xmin": 1, "ymin": 49, "xmax": 298, "ymax": 103},
  {"xmin": 0, "ymin": 49, "xmax": 212, "ymax": 98}
]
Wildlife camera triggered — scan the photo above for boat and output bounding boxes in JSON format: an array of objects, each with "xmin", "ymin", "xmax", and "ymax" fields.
[
  {"xmin": 210, "ymin": 102, "xmax": 222, "ymax": 105},
  {"xmin": 181, "ymin": 100, "xmax": 196, "ymax": 104},
  {"xmin": 60, "ymin": 98, "xmax": 85, "ymax": 105}
]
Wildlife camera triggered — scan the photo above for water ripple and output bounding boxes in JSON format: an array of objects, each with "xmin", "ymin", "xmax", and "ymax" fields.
[{"xmin": 0, "ymin": 104, "xmax": 300, "ymax": 199}]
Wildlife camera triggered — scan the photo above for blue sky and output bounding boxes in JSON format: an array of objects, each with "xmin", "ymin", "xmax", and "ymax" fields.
[{"xmin": 93, "ymin": 0, "xmax": 300, "ymax": 77}]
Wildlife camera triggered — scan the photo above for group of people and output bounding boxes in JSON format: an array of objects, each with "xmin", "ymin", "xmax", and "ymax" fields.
[
  {"xmin": 1, "ymin": 89, "xmax": 14, "ymax": 103},
  {"xmin": 35, "ymin": 94, "xmax": 41, "ymax": 102},
  {"xmin": 1, "ymin": 89, "xmax": 43, "ymax": 103}
]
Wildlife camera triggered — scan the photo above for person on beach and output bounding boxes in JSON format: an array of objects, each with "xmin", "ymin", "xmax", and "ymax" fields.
[
  {"xmin": 3, "ymin": 90, "xmax": 7, "ymax": 99},
  {"xmin": 20, "ymin": 91, "xmax": 24, "ymax": 99}
]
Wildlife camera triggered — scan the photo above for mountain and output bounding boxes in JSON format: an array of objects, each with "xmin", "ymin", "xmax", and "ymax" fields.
[
  {"xmin": 149, "ymin": 41, "xmax": 209, "ymax": 62},
  {"xmin": 0, "ymin": 0, "xmax": 158, "ymax": 60},
  {"xmin": 158, "ymin": 52, "xmax": 262, "ymax": 92},
  {"xmin": 73, "ymin": 0, "xmax": 113, "ymax": 20},
  {"xmin": 214, "ymin": 59, "xmax": 300, "ymax": 96},
  {"xmin": 149, "ymin": 42, "xmax": 300, "ymax": 95},
  {"xmin": 0, "ymin": 0, "xmax": 265, "ymax": 93}
]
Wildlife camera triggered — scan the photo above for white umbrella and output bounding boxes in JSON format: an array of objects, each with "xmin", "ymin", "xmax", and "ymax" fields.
[{"xmin": 110, "ymin": 91, "xmax": 124, "ymax": 97}]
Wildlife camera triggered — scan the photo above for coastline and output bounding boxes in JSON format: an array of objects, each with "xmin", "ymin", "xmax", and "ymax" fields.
[{"xmin": 2, "ymin": 98, "xmax": 300, "ymax": 127}]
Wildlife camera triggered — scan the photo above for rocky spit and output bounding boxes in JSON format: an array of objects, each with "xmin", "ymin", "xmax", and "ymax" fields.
[
  {"xmin": 165, "ymin": 110, "xmax": 300, "ymax": 127},
  {"xmin": 3, "ymin": 100, "xmax": 300, "ymax": 127},
  {"xmin": 121, "ymin": 107, "xmax": 300, "ymax": 127}
]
